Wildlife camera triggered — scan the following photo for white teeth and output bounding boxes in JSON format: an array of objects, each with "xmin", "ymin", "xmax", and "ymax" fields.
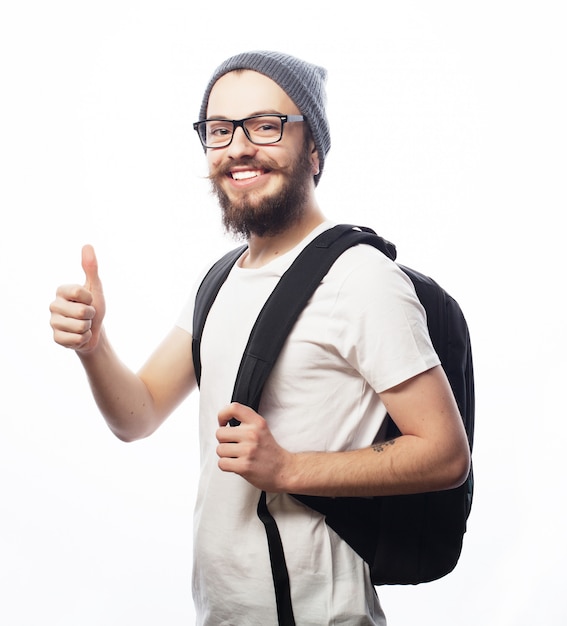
[{"xmin": 231, "ymin": 170, "xmax": 260, "ymax": 180}]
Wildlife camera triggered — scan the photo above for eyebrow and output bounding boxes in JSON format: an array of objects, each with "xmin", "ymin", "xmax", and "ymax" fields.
[{"xmin": 204, "ymin": 109, "xmax": 285, "ymax": 120}]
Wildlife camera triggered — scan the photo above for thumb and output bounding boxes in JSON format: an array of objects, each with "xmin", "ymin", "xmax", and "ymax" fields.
[{"xmin": 81, "ymin": 244, "xmax": 102, "ymax": 292}]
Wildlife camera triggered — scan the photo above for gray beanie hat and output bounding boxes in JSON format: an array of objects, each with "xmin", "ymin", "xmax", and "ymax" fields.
[{"xmin": 198, "ymin": 50, "xmax": 331, "ymax": 185}]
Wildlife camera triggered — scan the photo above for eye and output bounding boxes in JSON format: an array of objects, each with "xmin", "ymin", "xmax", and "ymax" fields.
[
  {"xmin": 207, "ymin": 121, "xmax": 232, "ymax": 137},
  {"xmin": 258, "ymin": 121, "xmax": 278, "ymax": 132},
  {"xmin": 247, "ymin": 116, "xmax": 282, "ymax": 138}
]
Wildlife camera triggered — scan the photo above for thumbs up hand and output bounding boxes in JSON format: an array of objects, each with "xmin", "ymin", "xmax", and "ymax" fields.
[{"xmin": 50, "ymin": 245, "xmax": 107, "ymax": 353}]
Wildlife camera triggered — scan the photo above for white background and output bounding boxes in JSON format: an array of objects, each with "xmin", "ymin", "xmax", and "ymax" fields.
[{"xmin": 1, "ymin": 1, "xmax": 565, "ymax": 624}]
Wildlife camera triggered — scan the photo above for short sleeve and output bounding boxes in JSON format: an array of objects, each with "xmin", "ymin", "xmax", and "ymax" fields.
[{"xmin": 327, "ymin": 245, "xmax": 441, "ymax": 394}]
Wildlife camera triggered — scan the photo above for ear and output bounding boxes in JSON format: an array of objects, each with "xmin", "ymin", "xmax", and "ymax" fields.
[{"xmin": 310, "ymin": 145, "xmax": 320, "ymax": 176}]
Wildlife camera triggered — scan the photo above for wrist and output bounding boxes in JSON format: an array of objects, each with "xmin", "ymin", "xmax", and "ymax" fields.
[
  {"xmin": 280, "ymin": 451, "xmax": 321, "ymax": 495},
  {"xmin": 278, "ymin": 451, "xmax": 302, "ymax": 494},
  {"xmin": 76, "ymin": 328, "xmax": 112, "ymax": 372}
]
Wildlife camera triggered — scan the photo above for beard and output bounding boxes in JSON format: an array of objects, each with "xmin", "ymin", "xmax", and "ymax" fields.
[{"xmin": 209, "ymin": 147, "xmax": 313, "ymax": 240}]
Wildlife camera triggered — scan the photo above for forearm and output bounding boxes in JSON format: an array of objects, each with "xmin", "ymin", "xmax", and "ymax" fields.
[
  {"xmin": 281, "ymin": 366, "xmax": 470, "ymax": 498},
  {"xmin": 216, "ymin": 400, "xmax": 470, "ymax": 498},
  {"xmin": 283, "ymin": 434, "xmax": 470, "ymax": 498},
  {"xmin": 78, "ymin": 329, "xmax": 162, "ymax": 441}
]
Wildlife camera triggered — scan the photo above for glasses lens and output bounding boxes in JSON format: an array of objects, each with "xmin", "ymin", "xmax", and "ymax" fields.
[
  {"xmin": 199, "ymin": 120, "xmax": 234, "ymax": 148},
  {"xmin": 243, "ymin": 116, "xmax": 283, "ymax": 144}
]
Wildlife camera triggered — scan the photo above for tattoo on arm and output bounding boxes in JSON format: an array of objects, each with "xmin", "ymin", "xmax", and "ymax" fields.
[{"xmin": 372, "ymin": 439, "xmax": 396, "ymax": 454}]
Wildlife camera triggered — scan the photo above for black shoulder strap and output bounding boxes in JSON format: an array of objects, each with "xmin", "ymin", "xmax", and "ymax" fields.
[
  {"xmin": 193, "ymin": 224, "xmax": 396, "ymax": 392},
  {"xmin": 231, "ymin": 225, "xmax": 395, "ymax": 411},
  {"xmin": 192, "ymin": 245, "xmax": 246, "ymax": 385},
  {"xmin": 192, "ymin": 225, "xmax": 395, "ymax": 398}
]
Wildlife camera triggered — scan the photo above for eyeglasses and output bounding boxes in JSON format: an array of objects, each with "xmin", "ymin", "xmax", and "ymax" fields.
[{"xmin": 193, "ymin": 114, "xmax": 305, "ymax": 149}]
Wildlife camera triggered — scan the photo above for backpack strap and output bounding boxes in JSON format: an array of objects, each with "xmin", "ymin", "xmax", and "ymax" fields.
[
  {"xmin": 192, "ymin": 244, "xmax": 247, "ymax": 385},
  {"xmin": 191, "ymin": 225, "xmax": 395, "ymax": 392},
  {"xmin": 231, "ymin": 225, "xmax": 396, "ymax": 414}
]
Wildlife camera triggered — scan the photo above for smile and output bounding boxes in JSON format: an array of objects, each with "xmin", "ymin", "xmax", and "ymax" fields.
[{"xmin": 229, "ymin": 168, "xmax": 268, "ymax": 181}]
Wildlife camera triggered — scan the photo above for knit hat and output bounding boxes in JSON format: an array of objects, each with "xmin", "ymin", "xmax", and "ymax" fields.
[{"xmin": 198, "ymin": 50, "xmax": 331, "ymax": 185}]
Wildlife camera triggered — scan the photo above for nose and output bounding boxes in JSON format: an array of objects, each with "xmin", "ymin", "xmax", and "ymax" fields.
[{"xmin": 225, "ymin": 126, "xmax": 258, "ymax": 159}]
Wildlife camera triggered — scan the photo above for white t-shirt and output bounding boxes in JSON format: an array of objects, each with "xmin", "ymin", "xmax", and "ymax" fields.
[{"xmin": 177, "ymin": 222, "xmax": 440, "ymax": 625}]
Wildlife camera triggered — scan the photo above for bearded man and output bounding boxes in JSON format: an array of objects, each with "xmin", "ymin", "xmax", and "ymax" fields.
[{"xmin": 50, "ymin": 51, "xmax": 470, "ymax": 625}]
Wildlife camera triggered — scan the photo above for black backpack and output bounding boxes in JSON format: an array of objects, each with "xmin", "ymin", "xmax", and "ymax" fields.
[{"xmin": 192, "ymin": 224, "xmax": 474, "ymax": 625}]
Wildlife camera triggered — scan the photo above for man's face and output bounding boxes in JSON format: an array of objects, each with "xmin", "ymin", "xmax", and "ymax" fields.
[{"xmin": 205, "ymin": 70, "xmax": 317, "ymax": 238}]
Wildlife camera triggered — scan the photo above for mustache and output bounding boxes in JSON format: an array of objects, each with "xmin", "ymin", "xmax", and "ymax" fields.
[{"xmin": 207, "ymin": 156, "xmax": 284, "ymax": 181}]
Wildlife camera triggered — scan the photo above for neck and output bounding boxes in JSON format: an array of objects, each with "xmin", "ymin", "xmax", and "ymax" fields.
[{"xmin": 242, "ymin": 202, "xmax": 326, "ymax": 269}]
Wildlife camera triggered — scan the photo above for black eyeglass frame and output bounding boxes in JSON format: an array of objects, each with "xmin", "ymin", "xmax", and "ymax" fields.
[{"xmin": 193, "ymin": 114, "xmax": 305, "ymax": 149}]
